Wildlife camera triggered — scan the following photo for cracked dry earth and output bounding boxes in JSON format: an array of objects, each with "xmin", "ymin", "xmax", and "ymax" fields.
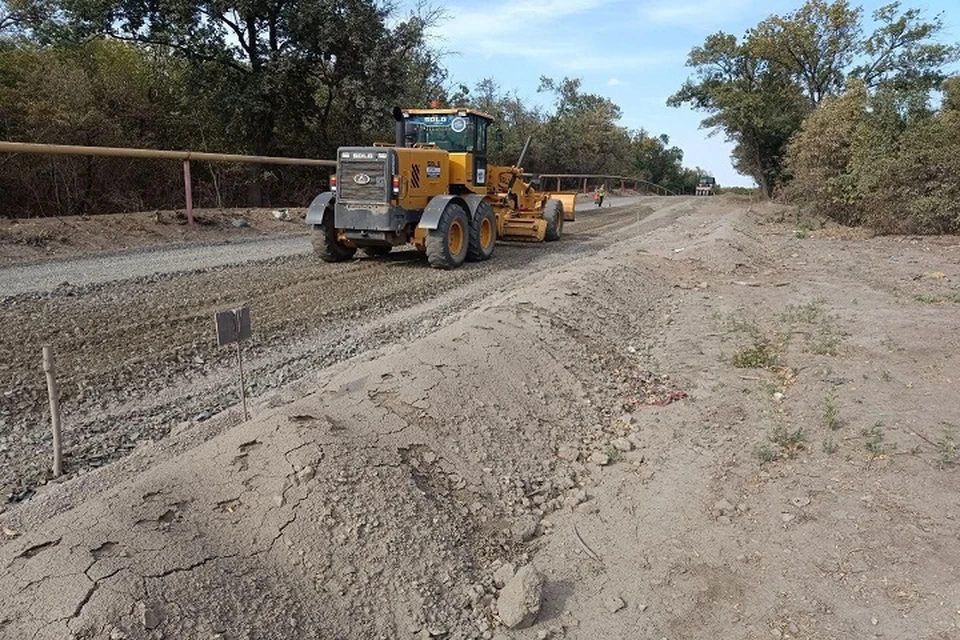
[{"xmin": 3, "ymin": 196, "xmax": 960, "ymax": 639}]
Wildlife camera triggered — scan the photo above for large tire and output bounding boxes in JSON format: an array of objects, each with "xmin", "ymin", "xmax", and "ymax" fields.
[
  {"xmin": 362, "ymin": 245, "xmax": 392, "ymax": 257},
  {"xmin": 426, "ymin": 202, "xmax": 469, "ymax": 270},
  {"xmin": 312, "ymin": 210, "xmax": 356, "ymax": 262},
  {"xmin": 467, "ymin": 201, "xmax": 496, "ymax": 262},
  {"xmin": 543, "ymin": 199, "xmax": 564, "ymax": 242}
]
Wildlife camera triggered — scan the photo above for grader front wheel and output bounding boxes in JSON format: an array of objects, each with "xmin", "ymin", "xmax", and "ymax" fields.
[
  {"xmin": 467, "ymin": 202, "xmax": 497, "ymax": 262},
  {"xmin": 543, "ymin": 199, "xmax": 564, "ymax": 242},
  {"xmin": 426, "ymin": 202, "xmax": 470, "ymax": 269}
]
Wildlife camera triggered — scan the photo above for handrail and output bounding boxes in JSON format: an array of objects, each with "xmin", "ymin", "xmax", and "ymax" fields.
[
  {"xmin": 0, "ymin": 141, "xmax": 336, "ymax": 167},
  {"xmin": 0, "ymin": 140, "xmax": 336, "ymax": 225}
]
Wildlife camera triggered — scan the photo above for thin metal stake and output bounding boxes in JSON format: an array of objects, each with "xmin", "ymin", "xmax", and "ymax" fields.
[
  {"xmin": 236, "ymin": 340, "xmax": 248, "ymax": 421},
  {"xmin": 42, "ymin": 346, "xmax": 63, "ymax": 477}
]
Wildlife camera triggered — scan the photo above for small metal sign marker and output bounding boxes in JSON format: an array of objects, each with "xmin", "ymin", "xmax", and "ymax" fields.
[{"xmin": 215, "ymin": 306, "xmax": 252, "ymax": 421}]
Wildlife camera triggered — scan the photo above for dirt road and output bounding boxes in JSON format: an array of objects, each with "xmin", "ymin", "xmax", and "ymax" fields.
[
  {"xmin": 2, "ymin": 196, "xmax": 959, "ymax": 640},
  {"xmin": 0, "ymin": 196, "xmax": 670, "ymax": 503}
]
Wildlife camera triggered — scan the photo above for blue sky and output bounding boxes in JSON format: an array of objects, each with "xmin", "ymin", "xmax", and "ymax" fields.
[{"xmin": 409, "ymin": 0, "xmax": 960, "ymax": 186}]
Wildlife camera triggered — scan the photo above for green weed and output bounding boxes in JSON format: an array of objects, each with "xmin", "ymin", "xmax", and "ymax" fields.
[
  {"xmin": 938, "ymin": 427, "xmax": 957, "ymax": 468},
  {"xmin": 823, "ymin": 390, "xmax": 841, "ymax": 431},
  {"xmin": 732, "ymin": 339, "xmax": 779, "ymax": 369},
  {"xmin": 822, "ymin": 438, "xmax": 838, "ymax": 454}
]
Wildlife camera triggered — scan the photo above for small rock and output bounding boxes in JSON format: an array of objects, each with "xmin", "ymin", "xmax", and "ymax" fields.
[
  {"xmin": 588, "ymin": 451, "xmax": 610, "ymax": 466},
  {"xmin": 557, "ymin": 445, "xmax": 579, "ymax": 461},
  {"xmin": 564, "ymin": 488, "xmax": 587, "ymax": 509},
  {"xmin": 137, "ymin": 601, "xmax": 162, "ymax": 630},
  {"xmin": 496, "ymin": 565, "xmax": 543, "ymax": 629},
  {"xmin": 296, "ymin": 466, "xmax": 315, "ymax": 484},
  {"xmin": 194, "ymin": 412, "xmax": 212, "ymax": 422},
  {"xmin": 713, "ymin": 499, "xmax": 734, "ymax": 516},
  {"xmin": 605, "ymin": 596, "xmax": 626, "ymax": 613},
  {"xmin": 871, "ymin": 617, "xmax": 878, "ymax": 626},
  {"xmin": 231, "ymin": 217, "xmax": 251, "ymax": 228},
  {"xmin": 493, "ymin": 562, "xmax": 516, "ymax": 587},
  {"xmin": 791, "ymin": 496, "xmax": 810, "ymax": 508},
  {"xmin": 512, "ymin": 516, "xmax": 539, "ymax": 543},
  {"xmin": 576, "ymin": 500, "xmax": 599, "ymax": 515},
  {"xmin": 773, "ymin": 392, "xmax": 784, "ymax": 401},
  {"xmin": 272, "ymin": 494, "xmax": 285, "ymax": 508},
  {"xmin": 781, "ymin": 513, "xmax": 796, "ymax": 523},
  {"xmin": 611, "ymin": 437, "xmax": 633, "ymax": 452},
  {"xmin": 536, "ymin": 630, "xmax": 550, "ymax": 640}
]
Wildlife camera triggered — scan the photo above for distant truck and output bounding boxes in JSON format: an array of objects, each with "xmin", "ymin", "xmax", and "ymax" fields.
[{"xmin": 695, "ymin": 176, "xmax": 717, "ymax": 196}]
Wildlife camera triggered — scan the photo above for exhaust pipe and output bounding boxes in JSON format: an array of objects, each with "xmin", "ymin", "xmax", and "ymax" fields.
[{"xmin": 392, "ymin": 106, "xmax": 405, "ymax": 148}]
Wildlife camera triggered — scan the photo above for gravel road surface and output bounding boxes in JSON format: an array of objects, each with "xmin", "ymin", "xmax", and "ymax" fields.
[{"xmin": 0, "ymin": 195, "xmax": 645, "ymax": 296}]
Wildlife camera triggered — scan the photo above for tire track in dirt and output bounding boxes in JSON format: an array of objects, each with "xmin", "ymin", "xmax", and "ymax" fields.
[{"xmin": 0, "ymin": 198, "xmax": 689, "ymax": 504}]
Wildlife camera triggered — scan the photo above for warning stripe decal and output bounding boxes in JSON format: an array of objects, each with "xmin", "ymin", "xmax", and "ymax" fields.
[{"xmin": 411, "ymin": 164, "xmax": 421, "ymax": 188}]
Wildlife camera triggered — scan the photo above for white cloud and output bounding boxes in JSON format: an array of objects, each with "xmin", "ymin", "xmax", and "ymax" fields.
[
  {"xmin": 635, "ymin": 0, "xmax": 762, "ymax": 27},
  {"xmin": 608, "ymin": 77, "xmax": 624, "ymax": 86}
]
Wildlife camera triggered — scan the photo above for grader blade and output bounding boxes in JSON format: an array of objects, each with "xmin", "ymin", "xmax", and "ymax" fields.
[
  {"xmin": 499, "ymin": 217, "xmax": 547, "ymax": 242},
  {"xmin": 544, "ymin": 192, "xmax": 578, "ymax": 221}
]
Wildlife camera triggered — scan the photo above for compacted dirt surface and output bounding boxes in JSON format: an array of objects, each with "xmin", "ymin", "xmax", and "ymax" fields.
[{"xmin": 1, "ymin": 196, "xmax": 960, "ymax": 639}]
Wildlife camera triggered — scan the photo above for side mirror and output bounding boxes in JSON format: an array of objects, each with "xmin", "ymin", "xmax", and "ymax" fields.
[{"xmin": 495, "ymin": 128, "xmax": 504, "ymax": 152}]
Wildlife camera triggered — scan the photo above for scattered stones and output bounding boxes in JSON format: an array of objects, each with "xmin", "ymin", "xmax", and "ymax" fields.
[
  {"xmin": 496, "ymin": 565, "xmax": 543, "ymax": 629},
  {"xmin": 605, "ymin": 596, "xmax": 626, "ymax": 613}
]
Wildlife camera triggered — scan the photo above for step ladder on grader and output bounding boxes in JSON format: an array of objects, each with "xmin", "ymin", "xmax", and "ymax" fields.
[{"xmin": 305, "ymin": 107, "xmax": 576, "ymax": 269}]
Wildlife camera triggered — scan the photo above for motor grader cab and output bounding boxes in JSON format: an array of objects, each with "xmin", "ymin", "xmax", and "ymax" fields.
[
  {"xmin": 695, "ymin": 176, "xmax": 716, "ymax": 196},
  {"xmin": 305, "ymin": 106, "xmax": 577, "ymax": 269}
]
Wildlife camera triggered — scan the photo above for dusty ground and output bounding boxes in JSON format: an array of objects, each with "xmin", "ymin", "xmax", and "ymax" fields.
[
  {"xmin": 1, "ymin": 196, "xmax": 960, "ymax": 639},
  {"xmin": 0, "ymin": 207, "xmax": 309, "ymax": 266}
]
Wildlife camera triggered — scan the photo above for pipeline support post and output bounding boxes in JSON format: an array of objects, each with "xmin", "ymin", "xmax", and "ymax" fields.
[{"xmin": 183, "ymin": 159, "xmax": 194, "ymax": 227}]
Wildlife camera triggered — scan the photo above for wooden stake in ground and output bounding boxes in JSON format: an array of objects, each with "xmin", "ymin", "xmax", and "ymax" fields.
[{"xmin": 42, "ymin": 345, "xmax": 63, "ymax": 477}]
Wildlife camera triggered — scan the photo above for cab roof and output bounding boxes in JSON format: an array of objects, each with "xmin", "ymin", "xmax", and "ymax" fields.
[{"xmin": 401, "ymin": 108, "xmax": 495, "ymax": 122}]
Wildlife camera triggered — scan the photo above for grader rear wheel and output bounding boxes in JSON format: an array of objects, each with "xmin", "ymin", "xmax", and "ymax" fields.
[
  {"xmin": 426, "ymin": 202, "xmax": 470, "ymax": 270},
  {"xmin": 467, "ymin": 202, "xmax": 496, "ymax": 262},
  {"xmin": 312, "ymin": 209, "xmax": 356, "ymax": 262}
]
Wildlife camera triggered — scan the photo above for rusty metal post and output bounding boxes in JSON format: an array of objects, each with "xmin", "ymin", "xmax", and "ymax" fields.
[
  {"xmin": 42, "ymin": 346, "xmax": 63, "ymax": 478},
  {"xmin": 183, "ymin": 159, "xmax": 194, "ymax": 227}
]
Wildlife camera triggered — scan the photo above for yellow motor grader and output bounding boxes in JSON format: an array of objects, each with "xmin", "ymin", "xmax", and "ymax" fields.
[{"xmin": 305, "ymin": 107, "xmax": 576, "ymax": 269}]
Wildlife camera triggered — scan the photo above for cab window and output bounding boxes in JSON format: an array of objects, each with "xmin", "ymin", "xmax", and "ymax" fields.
[{"xmin": 407, "ymin": 115, "xmax": 476, "ymax": 152}]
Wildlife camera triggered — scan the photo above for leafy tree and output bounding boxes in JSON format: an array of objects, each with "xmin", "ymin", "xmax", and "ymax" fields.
[
  {"xmin": 671, "ymin": 0, "xmax": 958, "ymax": 195},
  {"xmin": 669, "ymin": 32, "xmax": 807, "ymax": 196},
  {"xmin": 748, "ymin": 0, "xmax": 861, "ymax": 105}
]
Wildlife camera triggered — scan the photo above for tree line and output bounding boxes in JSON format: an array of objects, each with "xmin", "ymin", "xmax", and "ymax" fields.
[
  {"xmin": 670, "ymin": 0, "xmax": 960, "ymax": 233},
  {"xmin": 0, "ymin": 0, "xmax": 705, "ymax": 218}
]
